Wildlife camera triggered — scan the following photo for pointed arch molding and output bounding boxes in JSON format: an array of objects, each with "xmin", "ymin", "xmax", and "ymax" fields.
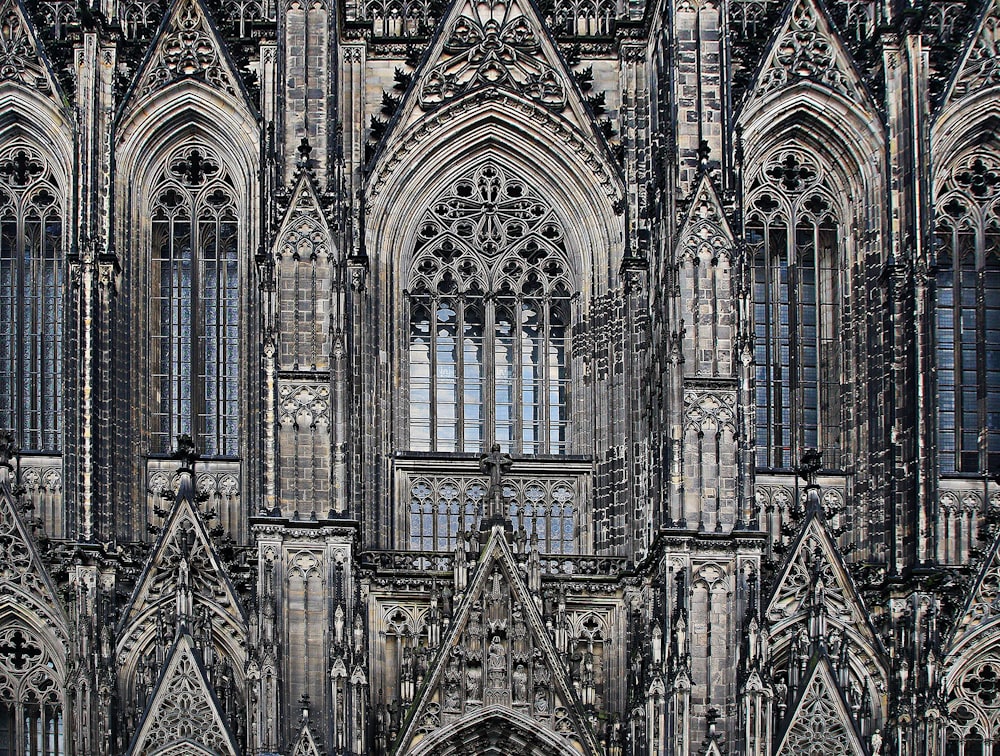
[
  {"xmin": 737, "ymin": 88, "xmax": 884, "ymax": 207},
  {"xmin": 0, "ymin": 89, "xmax": 73, "ymax": 187},
  {"xmin": 406, "ymin": 706, "xmax": 586, "ymax": 756},
  {"xmin": 366, "ymin": 99, "xmax": 625, "ymax": 293}
]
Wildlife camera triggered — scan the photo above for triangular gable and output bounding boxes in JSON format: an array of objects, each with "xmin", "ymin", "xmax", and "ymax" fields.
[
  {"xmin": 128, "ymin": 632, "xmax": 240, "ymax": 756},
  {"xmin": 273, "ymin": 173, "xmax": 337, "ymax": 260},
  {"xmin": 948, "ymin": 530, "xmax": 1000, "ymax": 653},
  {"xmin": 765, "ymin": 512, "xmax": 878, "ymax": 649},
  {"xmin": 119, "ymin": 480, "xmax": 244, "ymax": 633},
  {"xmin": 290, "ymin": 722, "xmax": 323, "ymax": 756},
  {"xmin": 381, "ymin": 0, "xmax": 599, "ymax": 142},
  {"xmin": 0, "ymin": 0, "xmax": 63, "ymax": 99},
  {"xmin": 944, "ymin": 0, "xmax": 1000, "ymax": 104},
  {"xmin": 0, "ymin": 469, "xmax": 69, "ymax": 644},
  {"xmin": 395, "ymin": 526, "xmax": 601, "ymax": 756},
  {"xmin": 774, "ymin": 658, "xmax": 866, "ymax": 756},
  {"xmin": 743, "ymin": 0, "xmax": 874, "ymax": 112},
  {"xmin": 701, "ymin": 738, "xmax": 725, "ymax": 756},
  {"xmin": 676, "ymin": 172, "xmax": 735, "ymax": 262},
  {"xmin": 120, "ymin": 0, "xmax": 251, "ymax": 118}
]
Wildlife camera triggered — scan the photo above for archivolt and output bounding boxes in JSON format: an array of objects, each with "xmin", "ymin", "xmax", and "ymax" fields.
[
  {"xmin": 406, "ymin": 707, "xmax": 583, "ymax": 756},
  {"xmin": 366, "ymin": 97, "xmax": 624, "ymax": 294}
]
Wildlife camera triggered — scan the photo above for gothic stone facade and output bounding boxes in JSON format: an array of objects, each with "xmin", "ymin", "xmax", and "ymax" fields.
[{"xmin": 0, "ymin": 0, "xmax": 998, "ymax": 751}]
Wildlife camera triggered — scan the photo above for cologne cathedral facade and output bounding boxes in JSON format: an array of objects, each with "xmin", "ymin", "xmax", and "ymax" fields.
[{"xmin": 0, "ymin": 0, "xmax": 998, "ymax": 748}]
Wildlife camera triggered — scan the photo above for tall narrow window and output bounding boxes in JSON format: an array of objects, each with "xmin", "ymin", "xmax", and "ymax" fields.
[
  {"xmin": 935, "ymin": 150, "xmax": 1000, "ymax": 474},
  {"xmin": 0, "ymin": 147, "xmax": 63, "ymax": 453},
  {"xmin": 748, "ymin": 149, "xmax": 844, "ymax": 469},
  {"xmin": 407, "ymin": 163, "xmax": 574, "ymax": 455},
  {"xmin": 149, "ymin": 146, "xmax": 240, "ymax": 457}
]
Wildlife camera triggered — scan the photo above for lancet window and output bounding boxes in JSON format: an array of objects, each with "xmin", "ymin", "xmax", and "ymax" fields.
[
  {"xmin": 406, "ymin": 162, "xmax": 573, "ymax": 455},
  {"xmin": 934, "ymin": 148, "xmax": 1000, "ymax": 475},
  {"xmin": 747, "ymin": 148, "xmax": 844, "ymax": 469},
  {"xmin": 945, "ymin": 658, "xmax": 1000, "ymax": 755},
  {"xmin": 0, "ymin": 146, "xmax": 63, "ymax": 453},
  {"xmin": 148, "ymin": 145, "xmax": 240, "ymax": 457},
  {"xmin": 0, "ymin": 626, "xmax": 63, "ymax": 756}
]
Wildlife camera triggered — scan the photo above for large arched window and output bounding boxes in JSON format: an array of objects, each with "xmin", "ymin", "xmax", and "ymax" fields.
[
  {"xmin": 747, "ymin": 148, "xmax": 844, "ymax": 469},
  {"xmin": 934, "ymin": 148, "xmax": 1000, "ymax": 474},
  {"xmin": 0, "ymin": 146, "xmax": 63, "ymax": 453},
  {"xmin": 0, "ymin": 624, "xmax": 63, "ymax": 756},
  {"xmin": 407, "ymin": 162, "xmax": 573, "ymax": 455},
  {"xmin": 149, "ymin": 145, "xmax": 240, "ymax": 457}
]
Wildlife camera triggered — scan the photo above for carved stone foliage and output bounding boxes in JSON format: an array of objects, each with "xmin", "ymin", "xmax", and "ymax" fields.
[
  {"xmin": 775, "ymin": 660, "xmax": 865, "ymax": 756},
  {"xmin": 0, "ymin": 0, "xmax": 54, "ymax": 92},
  {"xmin": 278, "ymin": 384, "xmax": 331, "ymax": 428},
  {"xmin": 132, "ymin": 0, "xmax": 239, "ymax": 102},
  {"xmin": 419, "ymin": 0, "xmax": 567, "ymax": 112},
  {"xmin": 754, "ymin": 0, "xmax": 861, "ymax": 103},
  {"xmin": 949, "ymin": 0, "xmax": 1000, "ymax": 101},
  {"xmin": 129, "ymin": 633, "xmax": 239, "ymax": 756}
]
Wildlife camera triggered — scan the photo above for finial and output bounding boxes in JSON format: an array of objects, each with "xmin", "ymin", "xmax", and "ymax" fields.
[
  {"xmin": 0, "ymin": 430, "xmax": 15, "ymax": 470},
  {"xmin": 796, "ymin": 448, "xmax": 823, "ymax": 515},
  {"xmin": 173, "ymin": 434, "xmax": 198, "ymax": 473}
]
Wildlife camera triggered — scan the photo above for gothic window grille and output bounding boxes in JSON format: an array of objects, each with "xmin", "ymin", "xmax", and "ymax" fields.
[
  {"xmin": 747, "ymin": 149, "xmax": 844, "ymax": 469},
  {"xmin": 0, "ymin": 627, "xmax": 64, "ymax": 756},
  {"xmin": 935, "ymin": 150, "xmax": 1000, "ymax": 475},
  {"xmin": 945, "ymin": 659, "xmax": 1000, "ymax": 755},
  {"xmin": 149, "ymin": 146, "xmax": 240, "ymax": 457},
  {"xmin": 0, "ymin": 146, "xmax": 63, "ymax": 453},
  {"xmin": 407, "ymin": 475, "xmax": 577, "ymax": 553},
  {"xmin": 407, "ymin": 162, "xmax": 573, "ymax": 455}
]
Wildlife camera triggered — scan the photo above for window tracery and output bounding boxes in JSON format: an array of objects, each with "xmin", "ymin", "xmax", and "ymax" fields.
[
  {"xmin": 407, "ymin": 474, "xmax": 578, "ymax": 552},
  {"xmin": 934, "ymin": 147, "xmax": 1000, "ymax": 475},
  {"xmin": 407, "ymin": 162, "xmax": 573, "ymax": 455},
  {"xmin": 0, "ymin": 145, "xmax": 63, "ymax": 453},
  {"xmin": 149, "ymin": 145, "xmax": 240, "ymax": 457},
  {"xmin": 0, "ymin": 625, "xmax": 63, "ymax": 756},
  {"xmin": 746, "ymin": 148, "xmax": 844, "ymax": 469},
  {"xmin": 946, "ymin": 657, "xmax": 1000, "ymax": 755}
]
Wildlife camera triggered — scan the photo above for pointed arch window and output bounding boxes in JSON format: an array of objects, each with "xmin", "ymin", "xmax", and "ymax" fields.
[
  {"xmin": 149, "ymin": 146, "xmax": 240, "ymax": 457},
  {"xmin": 747, "ymin": 149, "xmax": 844, "ymax": 469},
  {"xmin": 0, "ymin": 626, "xmax": 63, "ymax": 756},
  {"xmin": 935, "ymin": 149, "xmax": 1000, "ymax": 474},
  {"xmin": 407, "ymin": 163, "xmax": 573, "ymax": 455},
  {"xmin": 0, "ymin": 146, "xmax": 63, "ymax": 453}
]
